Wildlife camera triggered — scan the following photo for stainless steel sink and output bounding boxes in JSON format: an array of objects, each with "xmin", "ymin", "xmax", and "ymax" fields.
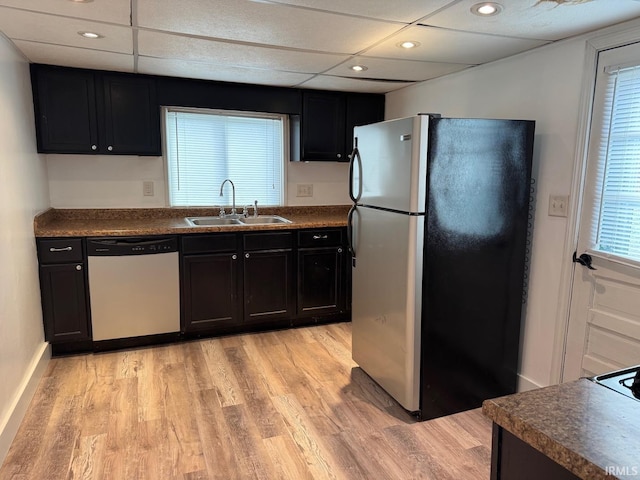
[
  {"xmin": 185, "ymin": 215, "xmax": 291, "ymax": 226},
  {"xmin": 239, "ymin": 215, "xmax": 292, "ymax": 225},
  {"xmin": 186, "ymin": 217, "xmax": 242, "ymax": 226}
]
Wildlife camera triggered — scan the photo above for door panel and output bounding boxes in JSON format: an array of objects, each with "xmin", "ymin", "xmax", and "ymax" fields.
[
  {"xmin": 351, "ymin": 206, "xmax": 423, "ymax": 411},
  {"xmin": 565, "ymin": 256, "xmax": 640, "ymax": 378}
]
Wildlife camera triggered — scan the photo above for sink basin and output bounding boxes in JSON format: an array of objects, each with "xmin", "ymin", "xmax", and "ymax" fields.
[
  {"xmin": 239, "ymin": 215, "xmax": 292, "ymax": 225},
  {"xmin": 185, "ymin": 215, "xmax": 291, "ymax": 226},
  {"xmin": 186, "ymin": 217, "xmax": 242, "ymax": 226}
]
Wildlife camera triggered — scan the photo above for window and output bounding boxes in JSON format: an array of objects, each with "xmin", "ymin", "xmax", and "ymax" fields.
[
  {"xmin": 587, "ymin": 45, "xmax": 640, "ymax": 262},
  {"xmin": 164, "ymin": 107, "xmax": 286, "ymax": 207}
]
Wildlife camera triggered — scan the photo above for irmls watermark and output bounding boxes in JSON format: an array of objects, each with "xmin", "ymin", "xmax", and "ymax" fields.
[{"xmin": 605, "ymin": 465, "xmax": 639, "ymax": 476}]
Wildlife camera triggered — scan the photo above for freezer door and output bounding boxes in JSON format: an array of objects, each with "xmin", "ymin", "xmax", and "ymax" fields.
[
  {"xmin": 353, "ymin": 115, "xmax": 429, "ymax": 214},
  {"xmin": 351, "ymin": 206, "xmax": 424, "ymax": 412}
]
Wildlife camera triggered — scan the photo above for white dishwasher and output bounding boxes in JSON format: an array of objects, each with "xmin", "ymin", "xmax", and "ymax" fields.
[{"xmin": 87, "ymin": 236, "xmax": 180, "ymax": 344}]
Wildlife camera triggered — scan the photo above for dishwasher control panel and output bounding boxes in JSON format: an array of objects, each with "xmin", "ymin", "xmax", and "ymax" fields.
[{"xmin": 87, "ymin": 236, "xmax": 178, "ymax": 256}]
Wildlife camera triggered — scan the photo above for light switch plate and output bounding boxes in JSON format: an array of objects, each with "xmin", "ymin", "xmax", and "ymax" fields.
[
  {"xmin": 143, "ymin": 181, "xmax": 154, "ymax": 197},
  {"xmin": 297, "ymin": 184, "xmax": 313, "ymax": 197},
  {"xmin": 548, "ymin": 195, "xmax": 568, "ymax": 217}
]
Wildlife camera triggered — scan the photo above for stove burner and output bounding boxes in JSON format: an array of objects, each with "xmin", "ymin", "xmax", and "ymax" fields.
[
  {"xmin": 631, "ymin": 370, "xmax": 640, "ymax": 398},
  {"xmin": 590, "ymin": 366, "xmax": 640, "ymax": 402}
]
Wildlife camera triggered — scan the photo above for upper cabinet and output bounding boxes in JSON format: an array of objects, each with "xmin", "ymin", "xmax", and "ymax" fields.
[
  {"xmin": 31, "ymin": 65, "xmax": 161, "ymax": 156},
  {"xmin": 300, "ymin": 90, "xmax": 384, "ymax": 162}
]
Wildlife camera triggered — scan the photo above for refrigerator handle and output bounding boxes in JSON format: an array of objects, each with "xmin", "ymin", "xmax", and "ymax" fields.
[
  {"xmin": 348, "ymin": 142, "xmax": 362, "ymax": 203},
  {"xmin": 347, "ymin": 205, "xmax": 357, "ymax": 265}
]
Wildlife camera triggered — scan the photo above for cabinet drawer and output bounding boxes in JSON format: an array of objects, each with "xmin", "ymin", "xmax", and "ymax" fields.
[
  {"xmin": 298, "ymin": 229, "xmax": 343, "ymax": 247},
  {"xmin": 37, "ymin": 239, "xmax": 83, "ymax": 264},
  {"xmin": 244, "ymin": 232, "xmax": 292, "ymax": 251},
  {"xmin": 182, "ymin": 234, "xmax": 237, "ymax": 255}
]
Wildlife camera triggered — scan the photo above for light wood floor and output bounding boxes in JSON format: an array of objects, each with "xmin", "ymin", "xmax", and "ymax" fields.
[{"xmin": 0, "ymin": 323, "xmax": 492, "ymax": 479}]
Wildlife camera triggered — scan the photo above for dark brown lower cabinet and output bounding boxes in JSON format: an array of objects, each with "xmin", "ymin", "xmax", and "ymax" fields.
[
  {"xmin": 243, "ymin": 249, "xmax": 295, "ymax": 323},
  {"xmin": 39, "ymin": 263, "xmax": 91, "ymax": 344},
  {"xmin": 181, "ymin": 252, "xmax": 240, "ymax": 332},
  {"xmin": 297, "ymin": 246, "xmax": 344, "ymax": 317},
  {"xmin": 491, "ymin": 425, "xmax": 580, "ymax": 480}
]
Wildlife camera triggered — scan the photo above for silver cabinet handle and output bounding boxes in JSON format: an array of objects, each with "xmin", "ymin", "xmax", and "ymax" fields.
[
  {"xmin": 75, "ymin": 265, "xmax": 82, "ymax": 271},
  {"xmin": 337, "ymin": 153, "xmax": 342, "ymax": 159},
  {"xmin": 245, "ymin": 253, "xmax": 250, "ymax": 258},
  {"xmin": 232, "ymin": 254, "xmax": 237, "ymax": 260},
  {"xmin": 107, "ymin": 146, "xmax": 113, "ymax": 151},
  {"xmin": 49, "ymin": 246, "xmax": 73, "ymax": 252},
  {"xmin": 91, "ymin": 145, "xmax": 97, "ymax": 151},
  {"xmin": 337, "ymin": 248, "xmax": 343, "ymax": 253},
  {"xmin": 313, "ymin": 234, "xmax": 328, "ymax": 240}
]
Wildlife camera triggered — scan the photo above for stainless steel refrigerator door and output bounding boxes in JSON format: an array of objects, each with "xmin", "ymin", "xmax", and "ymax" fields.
[
  {"xmin": 351, "ymin": 206, "xmax": 424, "ymax": 412},
  {"xmin": 352, "ymin": 115, "xmax": 429, "ymax": 214}
]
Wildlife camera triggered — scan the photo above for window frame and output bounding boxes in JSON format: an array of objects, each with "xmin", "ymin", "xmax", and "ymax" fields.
[{"xmin": 161, "ymin": 105, "xmax": 289, "ymax": 208}]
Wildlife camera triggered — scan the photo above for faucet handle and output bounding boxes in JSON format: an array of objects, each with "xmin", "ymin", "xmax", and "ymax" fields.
[
  {"xmin": 218, "ymin": 205, "xmax": 226, "ymax": 217},
  {"xmin": 242, "ymin": 205, "xmax": 249, "ymax": 217},
  {"xmin": 253, "ymin": 200, "xmax": 259, "ymax": 218}
]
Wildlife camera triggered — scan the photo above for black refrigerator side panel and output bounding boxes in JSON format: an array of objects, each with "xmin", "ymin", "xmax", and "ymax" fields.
[{"xmin": 420, "ymin": 118, "xmax": 535, "ymax": 419}]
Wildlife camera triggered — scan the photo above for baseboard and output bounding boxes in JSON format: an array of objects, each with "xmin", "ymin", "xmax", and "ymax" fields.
[
  {"xmin": 0, "ymin": 342, "xmax": 51, "ymax": 465},
  {"xmin": 517, "ymin": 374, "xmax": 545, "ymax": 393}
]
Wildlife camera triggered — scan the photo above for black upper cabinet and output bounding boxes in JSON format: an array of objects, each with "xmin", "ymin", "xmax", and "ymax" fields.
[
  {"xmin": 101, "ymin": 74, "xmax": 161, "ymax": 155},
  {"xmin": 300, "ymin": 90, "xmax": 384, "ymax": 162},
  {"xmin": 31, "ymin": 65, "xmax": 161, "ymax": 155},
  {"xmin": 33, "ymin": 68, "xmax": 99, "ymax": 154},
  {"xmin": 302, "ymin": 91, "xmax": 346, "ymax": 161}
]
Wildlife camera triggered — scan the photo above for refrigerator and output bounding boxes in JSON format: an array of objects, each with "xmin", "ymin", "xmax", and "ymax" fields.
[{"xmin": 348, "ymin": 114, "xmax": 535, "ymax": 420}]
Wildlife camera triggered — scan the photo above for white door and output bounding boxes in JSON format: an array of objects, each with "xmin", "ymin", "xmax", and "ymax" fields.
[{"xmin": 563, "ymin": 43, "xmax": 640, "ymax": 380}]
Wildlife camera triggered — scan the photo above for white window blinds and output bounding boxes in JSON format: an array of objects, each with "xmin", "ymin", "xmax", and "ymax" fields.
[
  {"xmin": 593, "ymin": 64, "xmax": 640, "ymax": 261},
  {"xmin": 164, "ymin": 108, "xmax": 285, "ymax": 207}
]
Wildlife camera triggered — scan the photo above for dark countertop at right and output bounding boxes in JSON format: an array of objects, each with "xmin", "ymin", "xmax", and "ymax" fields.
[{"xmin": 482, "ymin": 378, "xmax": 639, "ymax": 479}]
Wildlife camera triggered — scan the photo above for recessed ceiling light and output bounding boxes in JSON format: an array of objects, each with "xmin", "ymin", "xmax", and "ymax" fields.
[
  {"xmin": 78, "ymin": 31, "xmax": 103, "ymax": 39},
  {"xmin": 350, "ymin": 65, "xmax": 368, "ymax": 72},
  {"xmin": 397, "ymin": 41, "xmax": 421, "ymax": 49},
  {"xmin": 470, "ymin": 2, "xmax": 503, "ymax": 16}
]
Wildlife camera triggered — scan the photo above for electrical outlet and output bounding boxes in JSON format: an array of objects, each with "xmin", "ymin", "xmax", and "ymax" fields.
[
  {"xmin": 143, "ymin": 181, "xmax": 155, "ymax": 197},
  {"xmin": 296, "ymin": 184, "xmax": 313, "ymax": 197},
  {"xmin": 548, "ymin": 195, "xmax": 568, "ymax": 217}
]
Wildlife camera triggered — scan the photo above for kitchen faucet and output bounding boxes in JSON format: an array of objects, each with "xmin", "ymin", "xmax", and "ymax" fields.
[{"xmin": 219, "ymin": 179, "xmax": 237, "ymax": 218}]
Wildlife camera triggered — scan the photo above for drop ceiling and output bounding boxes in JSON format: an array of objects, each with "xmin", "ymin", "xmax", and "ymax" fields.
[{"xmin": 1, "ymin": 0, "xmax": 640, "ymax": 94}]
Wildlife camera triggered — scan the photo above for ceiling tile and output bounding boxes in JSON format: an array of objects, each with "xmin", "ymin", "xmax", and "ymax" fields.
[
  {"xmin": 298, "ymin": 75, "xmax": 411, "ymax": 94},
  {"xmin": 262, "ymin": 0, "xmax": 454, "ymax": 23},
  {"xmin": 324, "ymin": 55, "xmax": 471, "ymax": 82},
  {"xmin": 13, "ymin": 40, "xmax": 134, "ymax": 72},
  {"xmin": 0, "ymin": 7, "xmax": 132, "ymax": 54},
  {"xmin": 137, "ymin": 0, "xmax": 403, "ymax": 54},
  {"xmin": 0, "ymin": 0, "xmax": 131, "ymax": 25},
  {"xmin": 425, "ymin": 0, "xmax": 640, "ymax": 41},
  {"xmin": 137, "ymin": 30, "xmax": 349, "ymax": 73},
  {"xmin": 364, "ymin": 25, "xmax": 549, "ymax": 65},
  {"xmin": 137, "ymin": 56, "xmax": 316, "ymax": 87}
]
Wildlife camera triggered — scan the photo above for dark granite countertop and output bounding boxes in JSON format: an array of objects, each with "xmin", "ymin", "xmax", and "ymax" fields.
[
  {"xmin": 483, "ymin": 378, "xmax": 640, "ymax": 479},
  {"xmin": 34, "ymin": 206, "xmax": 349, "ymax": 237}
]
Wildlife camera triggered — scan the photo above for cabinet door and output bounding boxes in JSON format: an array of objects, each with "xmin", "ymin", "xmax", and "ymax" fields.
[
  {"xmin": 32, "ymin": 67, "xmax": 99, "ymax": 154},
  {"xmin": 297, "ymin": 246, "xmax": 345, "ymax": 317},
  {"xmin": 301, "ymin": 91, "xmax": 346, "ymax": 161},
  {"xmin": 243, "ymin": 250, "xmax": 295, "ymax": 323},
  {"xmin": 182, "ymin": 253, "xmax": 240, "ymax": 332},
  {"xmin": 102, "ymin": 74, "xmax": 161, "ymax": 155},
  {"xmin": 345, "ymin": 94, "xmax": 385, "ymax": 155},
  {"xmin": 39, "ymin": 263, "xmax": 90, "ymax": 342}
]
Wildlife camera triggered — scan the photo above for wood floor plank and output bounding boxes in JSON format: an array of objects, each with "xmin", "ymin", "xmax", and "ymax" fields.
[{"xmin": 0, "ymin": 322, "xmax": 493, "ymax": 480}]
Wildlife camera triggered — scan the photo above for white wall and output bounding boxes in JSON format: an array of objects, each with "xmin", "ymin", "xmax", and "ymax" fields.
[
  {"xmin": 47, "ymin": 152, "xmax": 351, "ymax": 208},
  {"xmin": 0, "ymin": 35, "xmax": 51, "ymax": 461},
  {"xmin": 387, "ymin": 31, "xmax": 595, "ymax": 389}
]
